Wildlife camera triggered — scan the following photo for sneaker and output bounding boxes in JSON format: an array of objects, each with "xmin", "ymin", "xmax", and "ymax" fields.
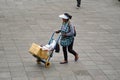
[
  {"xmin": 76, "ymin": 6, "xmax": 79, "ymax": 9},
  {"xmin": 76, "ymin": 6, "xmax": 80, "ymax": 9}
]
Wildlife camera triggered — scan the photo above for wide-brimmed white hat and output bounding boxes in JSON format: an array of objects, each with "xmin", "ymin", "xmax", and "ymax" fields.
[{"xmin": 59, "ymin": 14, "xmax": 69, "ymax": 19}]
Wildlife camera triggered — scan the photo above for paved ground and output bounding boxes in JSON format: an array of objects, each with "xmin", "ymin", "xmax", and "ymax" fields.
[{"xmin": 0, "ymin": 0, "xmax": 120, "ymax": 80}]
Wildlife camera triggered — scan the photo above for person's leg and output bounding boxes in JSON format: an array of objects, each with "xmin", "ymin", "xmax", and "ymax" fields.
[
  {"xmin": 60, "ymin": 46, "xmax": 68, "ymax": 64},
  {"xmin": 68, "ymin": 39, "xmax": 79, "ymax": 61},
  {"xmin": 63, "ymin": 46, "xmax": 68, "ymax": 61},
  {"xmin": 77, "ymin": 0, "xmax": 81, "ymax": 7}
]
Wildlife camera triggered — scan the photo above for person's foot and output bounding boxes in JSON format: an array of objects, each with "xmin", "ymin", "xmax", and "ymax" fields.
[
  {"xmin": 76, "ymin": 5, "xmax": 80, "ymax": 9},
  {"xmin": 60, "ymin": 61, "xmax": 68, "ymax": 64},
  {"xmin": 76, "ymin": 7, "xmax": 79, "ymax": 9},
  {"xmin": 75, "ymin": 54, "xmax": 79, "ymax": 61}
]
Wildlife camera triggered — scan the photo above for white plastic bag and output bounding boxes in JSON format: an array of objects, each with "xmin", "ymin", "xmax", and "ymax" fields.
[{"xmin": 42, "ymin": 40, "xmax": 56, "ymax": 50}]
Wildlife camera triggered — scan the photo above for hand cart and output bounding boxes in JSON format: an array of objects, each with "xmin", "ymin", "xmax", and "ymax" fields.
[{"xmin": 29, "ymin": 32, "xmax": 60, "ymax": 68}]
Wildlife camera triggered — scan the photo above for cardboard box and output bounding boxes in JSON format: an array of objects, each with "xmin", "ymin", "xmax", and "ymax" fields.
[
  {"xmin": 29, "ymin": 43, "xmax": 49, "ymax": 60},
  {"xmin": 29, "ymin": 43, "xmax": 42, "ymax": 55},
  {"xmin": 37, "ymin": 50, "xmax": 48, "ymax": 59}
]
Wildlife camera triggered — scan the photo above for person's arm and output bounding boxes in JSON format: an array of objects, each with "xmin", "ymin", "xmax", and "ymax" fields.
[{"xmin": 66, "ymin": 25, "xmax": 74, "ymax": 36}]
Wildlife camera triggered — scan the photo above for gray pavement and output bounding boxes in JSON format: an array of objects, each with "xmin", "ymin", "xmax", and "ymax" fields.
[{"xmin": 0, "ymin": 0, "xmax": 120, "ymax": 80}]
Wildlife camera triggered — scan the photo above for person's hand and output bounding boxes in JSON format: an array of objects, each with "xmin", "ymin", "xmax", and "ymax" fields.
[{"xmin": 55, "ymin": 30, "xmax": 61, "ymax": 34}]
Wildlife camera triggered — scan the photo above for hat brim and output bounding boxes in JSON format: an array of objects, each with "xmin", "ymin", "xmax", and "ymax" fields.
[{"xmin": 59, "ymin": 14, "xmax": 68, "ymax": 19}]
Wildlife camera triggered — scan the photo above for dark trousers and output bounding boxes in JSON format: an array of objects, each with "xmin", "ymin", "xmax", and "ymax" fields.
[
  {"xmin": 77, "ymin": 0, "xmax": 81, "ymax": 7},
  {"xmin": 62, "ymin": 39, "xmax": 77, "ymax": 61}
]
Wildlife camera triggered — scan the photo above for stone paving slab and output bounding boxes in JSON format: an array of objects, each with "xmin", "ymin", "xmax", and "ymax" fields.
[{"xmin": 0, "ymin": 0, "xmax": 120, "ymax": 80}]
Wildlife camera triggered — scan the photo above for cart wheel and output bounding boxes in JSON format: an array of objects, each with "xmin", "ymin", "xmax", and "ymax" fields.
[
  {"xmin": 37, "ymin": 61, "xmax": 41, "ymax": 64},
  {"xmin": 45, "ymin": 62, "xmax": 50, "ymax": 68},
  {"xmin": 36, "ymin": 60, "xmax": 41, "ymax": 64}
]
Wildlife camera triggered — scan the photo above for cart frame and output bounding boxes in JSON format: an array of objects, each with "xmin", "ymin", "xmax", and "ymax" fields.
[{"xmin": 33, "ymin": 32, "xmax": 61, "ymax": 67}]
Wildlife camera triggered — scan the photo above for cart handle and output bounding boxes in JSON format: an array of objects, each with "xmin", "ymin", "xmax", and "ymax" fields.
[{"xmin": 48, "ymin": 32, "xmax": 61, "ymax": 45}]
